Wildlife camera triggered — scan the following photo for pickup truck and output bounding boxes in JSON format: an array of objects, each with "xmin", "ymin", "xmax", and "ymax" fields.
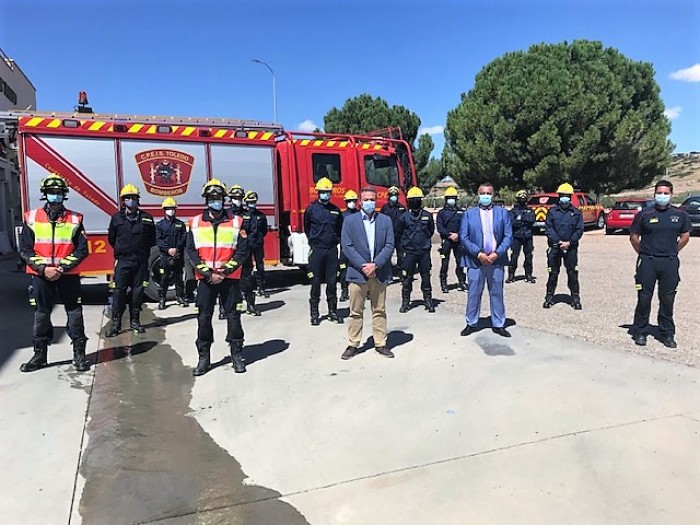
[{"xmin": 527, "ymin": 192, "xmax": 606, "ymax": 231}]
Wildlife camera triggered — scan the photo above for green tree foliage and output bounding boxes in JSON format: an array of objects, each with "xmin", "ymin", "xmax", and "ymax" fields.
[
  {"xmin": 414, "ymin": 133, "xmax": 436, "ymax": 189},
  {"xmin": 445, "ymin": 40, "xmax": 673, "ymax": 193}
]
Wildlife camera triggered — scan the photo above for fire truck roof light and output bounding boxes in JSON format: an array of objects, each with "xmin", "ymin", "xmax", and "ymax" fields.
[
  {"xmin": 62, "ymin": 119, "xmax": 80, "ymax": 128},
  {"xmin": 114, "ymin": 124, "xmax": 128, "ymax": 132},
  {"xmin": 156, "ymin": 125, "xmax": 171, "ymax": 134},
  {"xmin": 234, "ymin": 130, "xmax": 248, "ymax": 139},
  {"xmin": 198, "ymin": 129, "xmax": 211, "ymax": 137}
]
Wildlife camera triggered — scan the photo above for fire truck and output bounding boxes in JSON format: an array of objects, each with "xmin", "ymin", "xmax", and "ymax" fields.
[{"xmin": 0, "ymin": 109, "xmax": 417, "ymax": 299}]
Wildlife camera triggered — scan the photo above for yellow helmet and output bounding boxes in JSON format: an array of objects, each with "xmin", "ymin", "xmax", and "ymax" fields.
[
  {"xmin": 40, "ymin": 173, "xmax": 69, "ymax": 194},
  {"xmin": 244, "ymin": 190, "xmax": 258, "ymax": 203},
  {"xmin": 407, "ymin": 186, "xmax": 424, "ymax": 199},
  {"xmin": 120, "ymin": 184, "xmax": 140, "ymax": 198},
  {"xmin": 202, "ymin": 178, "xmax": 226, "ymax": 197},
  {"xmin": 344, "ymin": 189, "xmax": 358, "ymax": 201},
  {"xmin": 388, "ymin": 186, "xmax": 400, "ymax": 196},
  {"xmin": 515, "ymin": 190, "xmax": 528, "ymax": 199},
  {"xmin": 228, "ymin": 184, "xmax": 245, "ymax": 198},
  {"xmin": 556, "ymin": 183, "xmax": 574, "ymax": 195},
  {"xmin": 315, "ymin": 177, "xmax": 333, "ymax": 191},
  {"xmin": 444, "ymin": 187, "xmax": 458, "ymax": 198},
  {"xmin": 161, "ymin": 197, "xmax": 177, "ymax": 209}
]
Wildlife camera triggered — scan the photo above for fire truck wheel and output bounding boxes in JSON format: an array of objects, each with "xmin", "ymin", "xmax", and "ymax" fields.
[{"xmin": 145, "ymin": 247, "xmax": 170, "ymax": 302}]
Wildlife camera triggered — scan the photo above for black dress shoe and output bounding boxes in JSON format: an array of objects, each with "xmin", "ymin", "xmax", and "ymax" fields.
[
  {"xmin": 633, "ymin": 334, "xmax": 647, "ymax": 346},
  {"xmin": 460, "ymin": 325, "xmax": 477, "ymax": 336},
  {"xmin": 662, "ymin": 337, "xmax": 677, "ymax": 349},
  {"xmin": 375, "ymin": 346, "xmax": 395, "ymax": 358},
  {"xmin": 341, "ymin": 346, "xmax": 358, "ymax": 360},
  {"xmin": 492, "ymin": 327, "xmax": 511, "ymax": 338}
]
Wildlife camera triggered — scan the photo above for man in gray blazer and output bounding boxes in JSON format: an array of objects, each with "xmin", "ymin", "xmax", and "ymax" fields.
[{"xmin": 340, "ymin": 187, "xmax": 396, "ymax": 359}]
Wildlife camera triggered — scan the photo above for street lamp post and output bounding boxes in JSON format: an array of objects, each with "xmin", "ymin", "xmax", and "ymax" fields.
[{"xmin": 252, "ymin": 59, "xmax": 277, "ymax": 123}]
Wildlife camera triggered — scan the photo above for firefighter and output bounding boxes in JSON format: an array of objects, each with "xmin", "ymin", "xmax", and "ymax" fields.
[
  {"xmin": 244, "ymin": 190, "xmax": 270, "ymax": 305},
  {"xmin": 304, "ymin": 177, "xmax": 344, "ymax": 325},
  {"xmin": 507, "ymin": 189, "xmax": 536, "ymax": 283},
  {"xmin": 395, "ymin": 186, "xmax": 435, "ymax": 313},
  {"xmin": 436, "ymin": 186, "xmax": 466, "ymax": 293},
  {"xmin": 186, "ymin": 179, "xmax": 249, "ymax": 376},
  {"xmin": 543, "ymin": 183, "xmax": 584, "ymax": 310},
  {"xmin": 156, "ymin": 197, "xmax": 188, "ymax": 310},
  {"xmin": 106, "ymin": 184, "xmax": 156, "ymax": 337},
  {"xmin": 380, "ymin": 185, "xmax": 406, "ymax": 277},
  {"xmin": 19, "ymin": 173, "xmax": 90, "ymax": 373},
  {"xmin": 228, "ymin": 185, "xmax": 261, "ymax": 317},
  {"xmin": 339, "ymin": 189, "xmax": 360, "ymax": 302}
]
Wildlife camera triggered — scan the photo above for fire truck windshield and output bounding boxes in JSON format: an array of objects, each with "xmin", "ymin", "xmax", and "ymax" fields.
[{"xmin": 364, "ymin": 154, "xmax": 399, "ymax": 188}]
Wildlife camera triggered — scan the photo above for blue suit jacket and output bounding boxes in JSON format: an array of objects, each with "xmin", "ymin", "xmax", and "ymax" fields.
[
  {"xmin": 341, "ymin": 211, "xmax": 395, "ymax": 284},
  {"xmin": 460, "ymin": 205, "xmax": 513, "ymax": 269}
]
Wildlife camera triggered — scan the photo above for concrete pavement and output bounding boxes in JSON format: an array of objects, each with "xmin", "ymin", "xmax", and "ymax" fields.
[{"xmin": 1, "ymin": 263, "xmax": 698, "ymax": 524}]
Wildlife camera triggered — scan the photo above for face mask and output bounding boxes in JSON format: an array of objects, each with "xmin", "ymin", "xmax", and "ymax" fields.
[
  {"xmin": 408, "ymin": 199, "xmax": 422, "ymax": 210},
  {"xmin": 389, "ymin": 195, "xmax": 398, "ymax": 203},
  {"xmin": 46, "ymin": 193, "xmax": 64, "ymax": 205},
  {"xmin": 247, "ymin": 203, "xmax": 256, "ymax": 209},
  {"xmin": 124, "ymin": 198, "xmax": 138, "ymax": 209},
  {"xmin": 446, "ymin": 198, "xmax": 456, "ymax": 207},
  {"xmin": 319, "ymin": 192, "xmax": 331, "ymax": 202},
  {"xmin": 362, "ymin": 200, "xmax": 376, "ymax": 214},
  {"xmin": 478, "ymin": 194, "xmax": 492, "ymax": 207},
  {"xmin": 654, "ymin": 193, "xmax": 671, "ymax": 206},
  {"xmin": 559, "ymin": 196, "xmax": 571, "ymax": 206},
  {"xmin": 231, "ymin": 199, "xmax": 242, "ymax": 208},
  {"xmin": 208, "ymin": 199, "xmax": 224, "ymax": 211},
  {"xmin": 346, "ymin": 201, "xmax": 357, "ymax": 210},
  {"xmin": 165, "ymin": 209, "xmax": 176, "ymax": 218},
  {"xmin": 516, "ymin": 198, "xmax": 526, "ymax": 205}
]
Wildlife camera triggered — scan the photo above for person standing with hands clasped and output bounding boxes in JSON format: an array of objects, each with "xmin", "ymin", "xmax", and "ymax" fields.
[
  {"xmin": 459, "ymin": 182, "xmax": 513, "ymax": 337},
  {"xmin": 340, "ymin": 187, "xmax": 395, "ymax": 360},
  {"xmin": 629, "ymin": 180, "xmax": 690, "ymax": 348},
  {"xmin": 156, "ymin": 197, "xmax": 188, "ymax": 310}
]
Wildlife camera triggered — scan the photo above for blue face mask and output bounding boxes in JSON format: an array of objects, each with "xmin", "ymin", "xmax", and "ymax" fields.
[
  {"xmin": 319, "ymin": 192, "xmax": 331, "ymax": 202},
  {"xmin": 389, "ymin": 195, "xmax": 398, "ymax": 203},
  {"xmin": 46, "ymin": 193, "xmax": 64, "ymax": 205},
  {"xmin": 124, "ymin": 198, "xmax": 138, "ymax": 209},
  {"xmin": 478, "ymin": 194, "xmax": 492, "ymax": 207},
  {"xmin": 362, "ymin": 200, "xmax": 376, "ymax": 214},
  {"xmin": 559, "ymin": 196, "xmax": 571, "ymax": 206},
  {"xmin": 208, "ymin": 199, "xmax": 224, "ymax": 211},
  {"xmin": 654, "ymin": 193, "xmax": 671, "ymax": 207},
  {"xmin": 247, "ymin": 203, "xmax": 256, "ymax": 209}
]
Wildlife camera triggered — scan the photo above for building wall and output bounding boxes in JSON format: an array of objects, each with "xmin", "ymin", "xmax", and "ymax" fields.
[{"xmin": 0, "ymin": 49, "xmax": 36, "ymax": 111}]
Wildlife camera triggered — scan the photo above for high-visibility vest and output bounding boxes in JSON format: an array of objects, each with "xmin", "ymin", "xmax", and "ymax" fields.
[
  {"xmin": 190, "ymin": 213, "xmax": 243, "ymax": 280},
  {"xmin": 24, "ymin": 207, "xmax": 83, "ymax": 275}
]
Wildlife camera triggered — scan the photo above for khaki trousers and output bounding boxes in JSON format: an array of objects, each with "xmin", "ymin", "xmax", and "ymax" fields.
[{"xmin": 347, "ymin": 278, "xmax": 387, "ymax": 348}]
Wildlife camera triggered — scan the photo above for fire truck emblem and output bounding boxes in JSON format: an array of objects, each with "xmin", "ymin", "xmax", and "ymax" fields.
[{"xmin": 135, "ymin": 149, "xmax": 194, "ymax": 197}]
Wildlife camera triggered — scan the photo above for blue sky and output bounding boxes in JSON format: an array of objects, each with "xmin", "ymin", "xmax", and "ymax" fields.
[{"xmin": 1, "ymin": 0, "xmax": 698, "ymax": 155}]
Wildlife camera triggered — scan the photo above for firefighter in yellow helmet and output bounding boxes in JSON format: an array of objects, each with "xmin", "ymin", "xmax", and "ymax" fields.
[
  {"xmin": 507, "ymin": 189, "xmax": 536, "ymax": 284},
  {"xmin": 436, "ymin": 186, "xmax": 467, "ymax": 293},
  {"xmin": 395, "ymin": 186, "xmax": 436, "ymax": 313},
  {"xmin": 106, "ymin": 183, "xmax": 156, "ymax": 337},
  {"xmin": 185, "ymin": 179, "xmax": 249, "ymax": 376},
  {"xmin": 543, "ymin": 182, "xmax": 584, "ymax": 309},
  {"xmin": 243, "ymin": 190, "xmax": 270, "ymax": 299},
  {"xmin": 380, "ymin": 185, "xmax": 406, "ymax": 276},
  {"xmin": 155, "ymin": 197, "xmax": 188, "ymax": 310},
  {"xmin": 338, "ymin": 189, "xmax": 360, "ymax": 302},
  {"xmin": 304, "ymin": 177, "xmax": 344, "ymax": 325},
  {"xmin": 19, "ymin": 173, "xmax": 91, "ymax": 373}
]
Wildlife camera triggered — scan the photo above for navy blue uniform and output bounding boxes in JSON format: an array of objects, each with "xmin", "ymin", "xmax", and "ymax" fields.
[
  {"xmin": 304, "ymin": 200, "xmax": 343, "ymax": 316},
  {"xmin": 509, "ymin": 203, "xmax": 536, "ymax": 278},
  {"xmin": 630, "ymin": 205, "xmax": 690, "ymax": 339},
  {"xmin": 156, "ymin": 216, "xmax": 187, "ymax": 299},
  {"xmin": 380, "ymin": 201, "xmax": 407, "ymax": 273},
  {"xmin": 436, "ymin": 205, "xmax": 466, "ymax": 288},
  {"xmin": 544, "ymin": 205, "xmax": 584, "ymax": 299},
  {"xmin": 107, "ymin": 209, "xmax": 156, "ymax": 328},
  {"xmin": 339, "ymin": 207, "xmax": 360, "ymax": 299},
  {"xmin": 396, "ymin": 208, "xmax": 435, "ymax": 305},
  {"xmin": 247, "ymin": 207, "xmax": 269, "ymax": 294}
]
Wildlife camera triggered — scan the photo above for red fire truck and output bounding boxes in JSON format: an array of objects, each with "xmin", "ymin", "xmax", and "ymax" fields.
[{"xmin": 0, "ymin": 110, "xmax": 417, "ymax": 299}]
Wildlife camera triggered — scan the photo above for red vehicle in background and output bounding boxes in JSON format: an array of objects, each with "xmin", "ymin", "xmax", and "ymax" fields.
[
  {"xmin": 604, "ymin": 198, "xmax": 654, "ymax": 235},
  {"xmin": 527, "ymin": 191, "xmax": 606, "ymax": 232}
]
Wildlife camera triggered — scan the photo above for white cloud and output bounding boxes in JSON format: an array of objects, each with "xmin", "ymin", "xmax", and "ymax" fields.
[
  {"xmin": 670, "ymin": 64, "xmax": 700, "ymax": 82},
  {"xmin": 418, "ymin": 125, "xmax": 445, "ymax": 136},
  {"xmin": 297, "ymin": 119, "xmax": 319, "ymax": 132},
  {"xmin": 664, "ymin": 106, "xmax": 682, "ymax": 120}
]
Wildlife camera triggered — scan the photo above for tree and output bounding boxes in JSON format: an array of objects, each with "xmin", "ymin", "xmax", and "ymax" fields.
[
  {"xmin": 414, "ymin": 133, "xmax": 435, "ymax": 189},
  {"xmin": 445, "ymin": 40, "xmax": 673, "ymax": 194},
  {"xmin": 323, "ymin": 94, "xmax": 432, "ymax": 187}
]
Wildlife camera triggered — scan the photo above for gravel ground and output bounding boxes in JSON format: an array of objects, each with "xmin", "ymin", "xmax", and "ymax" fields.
[{"xmin": 384, "ymin": 229, "xmax": 700, "ymax": 368}]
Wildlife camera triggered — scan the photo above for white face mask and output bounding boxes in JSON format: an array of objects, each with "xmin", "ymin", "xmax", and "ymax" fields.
[
  {"xmin": 346, "ymin": 201, "xmax": 357, "ymax": 210},
  {"xmin": 232, "ymin": 199, "xmax": 242, "ymax": 208},
  {"xmin": 165, "ymin": 209, "xmax": 176, "ymax": 218}
]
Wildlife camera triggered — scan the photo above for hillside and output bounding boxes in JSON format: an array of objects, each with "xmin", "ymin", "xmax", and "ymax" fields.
[{"xmin": 614, "ymin": 154, "xmax": 700, "ymax": 198}]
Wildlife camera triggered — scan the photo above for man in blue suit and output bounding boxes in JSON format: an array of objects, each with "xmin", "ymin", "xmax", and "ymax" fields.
[
  {"xmin": 340, "ymin": 187, "xmax": 396, "ymax": 360},
  {"xmin": 459, "ymin": 182, "xmax": 513, "ymax": 337}
]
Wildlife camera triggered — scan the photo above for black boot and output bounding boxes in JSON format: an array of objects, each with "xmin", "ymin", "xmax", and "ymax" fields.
[
  {"xmin": 424, "ymin": 295, "xmax": 436, "ymax": 313},
  {"xmin": 571, "ymin": 295, "xmax": 582, "ymax": 310},
  {"xmin": 525, "ymin": 273, "xmax": 536, "ymax": 283},
  {"xmin": 506, "ymin": 268, "xmax": 515, "ymax": 283},
  {"xmin": 158, "ymin": 294, "xmax": 166, "ymax": 310},
  {"xmin": 328, "ymin": 300, "xmax": 343, "ymax": 324},
  {"xmin": 106, "ymin": 316, "xmax": 121, "ymax": 338},
  {"xmin": 246, "ymin": 293, "xmax": 261, "ymax": 316},
  {"xmin": 257, "ymin": 283, "xmax": 270, "ymax": 298},
  {"xmin": 310, "ymin": 300, "xmax": 321, "ymax": 326},
  {"xmin": 130, "ymin": 312, "xmax": 146, "ymax": 334},
  {"xmin": 543, "ymin": 295, "xmax": 554, "ymax": 309},
  {"xmin": 457, "ymin": 277, "xmax": 468, "ymax": 291},
  {"xmin": 440, "ymin": 277, "xmax": 449, "ymax": 293},
  {"xmin": 176, "ymin": 292, "xmax": 189, "ymax": 307},
  {"xmin": 218, "ymin": 303, "xmax": 226, "ymax": 320},
  {"xmin": 399, "ymin": 292, "xmax": 410, "ymax": 313},
  {"xmin": 192, "ymin": 342, "xmax": 211, "ymax": 376},
  {"xmin": 230, "ymin": 339, "xmax": 246, "ymax": 373},
  {"xmin": 72, "ymin": 339, "xmax": 90, "ymax": 372},
  {"xmin": 20, "ymin": 342, "xmax": 48, "ymax": 373},
  {"xmin": 339, "ymin": 282, "xmax": 349, "ymax": 302}
]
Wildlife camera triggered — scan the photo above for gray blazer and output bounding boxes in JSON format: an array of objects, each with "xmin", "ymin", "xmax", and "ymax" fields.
[{"xmin": 340, "ymin": 211, "xmax": 395, "ymax": 284}]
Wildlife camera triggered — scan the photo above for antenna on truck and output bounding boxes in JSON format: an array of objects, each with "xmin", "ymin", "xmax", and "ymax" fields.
[{"xmin": 75, "ymin": 91, "xmax": 93, "ymax": 114}]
